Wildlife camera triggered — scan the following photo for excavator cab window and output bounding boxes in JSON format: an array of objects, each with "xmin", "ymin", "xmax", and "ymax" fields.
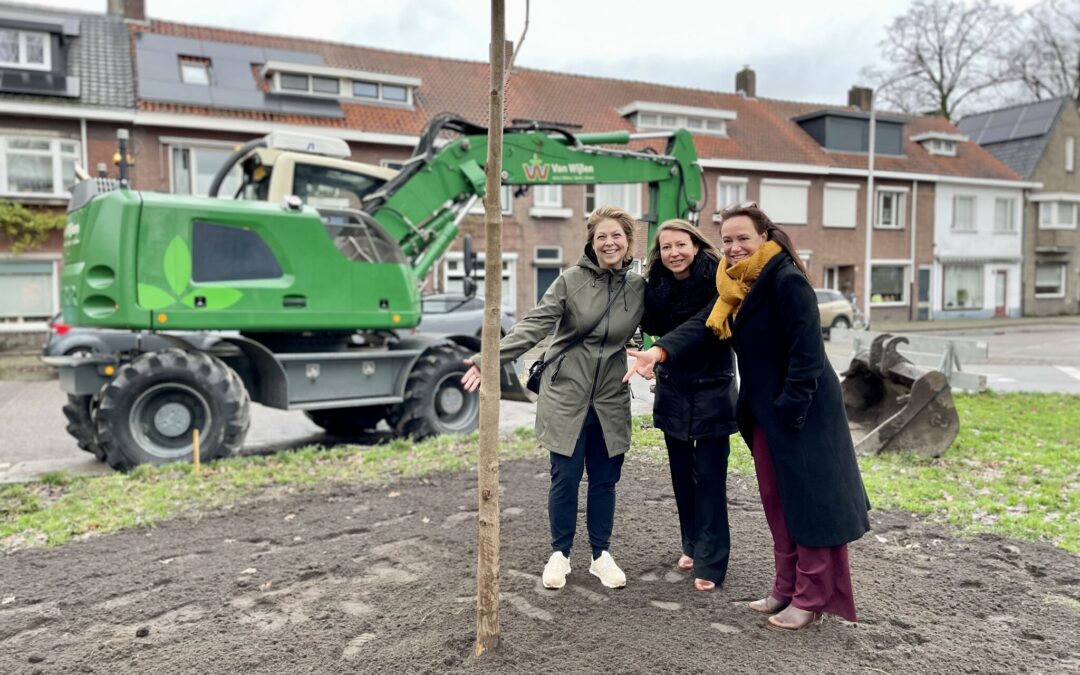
[
  {"xmin": 318, "ymin": 210, "xmax": 407, "ymax": 265},
  {"xmin": 292, "ymin": 163, "xmax": 386, "ymax": 211}
]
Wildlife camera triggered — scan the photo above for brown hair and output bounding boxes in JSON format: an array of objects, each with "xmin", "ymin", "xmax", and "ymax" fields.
[
  {"xmin": 644, "ymin": 218, "xmax": 720, "ymax": 278},
  {"xmin": 586, "ymin": 205, "xmax": 636, "ymax": 264},
  {"xmin": 718, "ymin": 205, "xmax": 811, "ymax": 281}
]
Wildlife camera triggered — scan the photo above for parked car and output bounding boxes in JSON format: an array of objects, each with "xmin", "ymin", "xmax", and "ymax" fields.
[
  {"xmin": 814, "ymin": 289, "xmax": 865, "ymax": 339},
  {"xmin": 417, "ymin": 294, "xmax": 516, "ymax": 337}
]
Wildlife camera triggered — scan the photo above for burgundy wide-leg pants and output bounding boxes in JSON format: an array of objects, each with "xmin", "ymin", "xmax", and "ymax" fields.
[{"xmin": 752, "ymin": 426, "xmax": 857, "ymax": 622}]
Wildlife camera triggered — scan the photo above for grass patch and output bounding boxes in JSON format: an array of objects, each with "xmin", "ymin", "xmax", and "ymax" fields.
[{"xmin": 2, "ymin": 392, "xmax": 1077, "ymax": 553}]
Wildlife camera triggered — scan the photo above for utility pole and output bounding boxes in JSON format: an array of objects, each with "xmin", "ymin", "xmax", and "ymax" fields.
[{"xmin": 475, "ymin": 0, "xmax": 504, "ymax": 657}]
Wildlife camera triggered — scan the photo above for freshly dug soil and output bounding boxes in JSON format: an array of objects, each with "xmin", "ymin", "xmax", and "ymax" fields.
[{"xmin": 1, "ymin": 456, "xmax": 1077, "ymax": 674}]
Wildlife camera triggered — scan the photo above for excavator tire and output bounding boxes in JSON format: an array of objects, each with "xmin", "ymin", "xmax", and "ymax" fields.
[
  {"xmin": 95, "ymin": 349, "xmax": 250, "ymax": 471},
  {"xmin": 62, "ymin": 394, "xmax": 105, "ymax": 462},
  {"xmin": 305, "ymin": 406, "xmax": 386, "ymax": 438},
  {"xmin": 390, "ymin": 344, "xmax": 479, "ymax": 439}
]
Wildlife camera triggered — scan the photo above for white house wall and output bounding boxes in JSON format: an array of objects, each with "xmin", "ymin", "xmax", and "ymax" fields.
[{"xmin": 932, "ymin": 183, "xmax": 1024, "ymax": 318}]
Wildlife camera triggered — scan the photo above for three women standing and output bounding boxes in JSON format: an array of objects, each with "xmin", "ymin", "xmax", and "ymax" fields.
[
  {"xmin": 462, "ymin": 205, "xmax": 644, "ymax": 590},
  {"xmin": 641, "ymin": 220, "xmax": 737, "ymax": 592}
]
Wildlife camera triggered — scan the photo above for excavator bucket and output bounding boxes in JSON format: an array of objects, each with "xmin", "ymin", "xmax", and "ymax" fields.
[
  {"xmin": 841, "ymin": 334, "xmax": 959, "ymax": 457},
  {"xmin": 499, "ymin": 359, "xmax": 537, "ymax": 403}
]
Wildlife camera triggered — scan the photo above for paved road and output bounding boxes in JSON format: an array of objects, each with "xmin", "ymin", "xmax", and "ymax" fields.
[{"xmin": 3, "ymin": 322, "xmax": 1076, "ymax": 483}]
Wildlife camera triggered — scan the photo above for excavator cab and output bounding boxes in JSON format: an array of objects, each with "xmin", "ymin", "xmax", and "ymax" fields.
[{"xmin": 841, "ymin": 334, "xmax": 960, "ymax": 457}]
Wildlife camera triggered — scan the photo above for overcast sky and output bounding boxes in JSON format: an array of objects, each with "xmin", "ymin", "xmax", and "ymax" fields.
[{"xmin": 28, "ymin": 0, "xmax": 1046, "ymax": 104}]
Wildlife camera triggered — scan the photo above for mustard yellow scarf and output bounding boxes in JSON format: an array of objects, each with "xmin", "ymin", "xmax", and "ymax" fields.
[{"xmin": 705, "ymin": 240, "xmax": 783, "ymax": 338}]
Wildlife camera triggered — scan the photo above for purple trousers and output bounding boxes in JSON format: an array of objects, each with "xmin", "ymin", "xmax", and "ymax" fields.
[{"xmin": 753, "ymin": 426, "xmax": 857, "ymax": 622}]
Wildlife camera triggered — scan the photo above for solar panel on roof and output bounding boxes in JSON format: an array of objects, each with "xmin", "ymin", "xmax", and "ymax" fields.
[{"xmin": 959, "ymin": 99, "xmax": 1062, "ymax": 144}]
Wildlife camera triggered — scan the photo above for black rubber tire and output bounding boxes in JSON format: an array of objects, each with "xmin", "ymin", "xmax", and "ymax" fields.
[
  {"xmin": 389, "ymin": 344, "xmax": 479, "ymax": 439},
  {"xmin": 62, "ymin": 394, "xmax": 105, "ymax": 462},
  {"xmin": 305, "ymin": 406, "xmax": 386, "ymax": 437},
  {"xmin": 95, "ymin": 349, "xmax": 250, "ymax": 471},
  {"xmin": 832, "ymin": 316, "xmax": 851, "ymax": 330}
]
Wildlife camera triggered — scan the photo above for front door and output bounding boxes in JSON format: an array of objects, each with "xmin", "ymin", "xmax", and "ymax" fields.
[
  {"xmin": 994, "ymin": 270, "xmax": 1007, "ymax": 317},
  {"xmin": 917, "ymin": 266, "xmax": 931, "ymax": 320}
]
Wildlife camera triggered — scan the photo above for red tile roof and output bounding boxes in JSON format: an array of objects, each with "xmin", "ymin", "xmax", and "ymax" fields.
[{"xmin": 132, "ymin": 19, "xmax": 1021, "ymax": 182}]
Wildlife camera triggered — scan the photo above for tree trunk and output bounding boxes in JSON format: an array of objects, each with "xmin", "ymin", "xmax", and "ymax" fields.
[{"xmin": 475, "ymin": 0, "xmax": 504, "ymax": 657}]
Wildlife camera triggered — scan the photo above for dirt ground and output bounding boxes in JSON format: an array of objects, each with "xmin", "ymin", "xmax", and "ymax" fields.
[{"xmin": 1, "ymin": 455, "xmax": 1078, "ymax": 675}]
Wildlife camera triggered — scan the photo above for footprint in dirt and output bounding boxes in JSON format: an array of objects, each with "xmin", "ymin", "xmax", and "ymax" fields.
[
  {"xmin": 341, "ymin": 632, "xmax": 377, "ymax": 661},
  {"xmin": 505, "ymin": 568, "xmax": 607, "ymax": 604}
]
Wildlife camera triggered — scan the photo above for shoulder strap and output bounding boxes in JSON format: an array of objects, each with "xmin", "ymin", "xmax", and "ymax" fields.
[{"xmin": 544, "ymin": 274, "xmax": 627, "ymax": 365}]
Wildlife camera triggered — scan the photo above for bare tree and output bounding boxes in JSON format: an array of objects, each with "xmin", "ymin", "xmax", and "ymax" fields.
[
  {"xmin": 863, "ymin": 0, "xmax": 1017, "ymax": 120},
  {"xmin": 1005, "ymin": 0, "xmax": 1080, "ymax": 104}
]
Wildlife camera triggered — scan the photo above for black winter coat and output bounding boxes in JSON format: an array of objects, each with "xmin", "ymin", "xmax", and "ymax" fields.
[
  {"xmin": 641, "ymin": 254, "xmax": 737, "ymax": 442},
  {"xmin": 657, "ymin": 253, "xmax": 870, "ymax": 547}
]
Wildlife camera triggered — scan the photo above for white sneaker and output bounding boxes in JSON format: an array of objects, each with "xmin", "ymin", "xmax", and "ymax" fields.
[
  {"xmin": 542, "ymin": 551, "xmax": 571, "ymax": 589},
  {"xmin": 589, "ymin": 551, "xmax": 627, "ymax": 589}
]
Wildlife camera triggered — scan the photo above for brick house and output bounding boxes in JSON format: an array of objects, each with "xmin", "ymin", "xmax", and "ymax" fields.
[
  {"xmin": 959, "ymin": 98, "xmax": 1080, "ymax": 316},
  {"xmin": 2, "ymin": 0, "xmax": 1032, "ymax": 327}
]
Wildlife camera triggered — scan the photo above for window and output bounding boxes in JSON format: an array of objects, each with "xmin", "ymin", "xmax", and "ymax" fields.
[
  {"xmin": 924, "ymin": 139, "xmax": 957, "ymax": 156},
  {"xmin": 280, "ymin": 73, "xmax": 309, "ymax": 91},
  {"xmin": 823, "ymin": 183, "xmax": 858, "ymax": 228},
  {"xmin": 312, "ymin": 76, "xmax": 340, "ymax": 94},
  {"xmin": 444, "ymin": 253, "xmax": 516, "ymax": 313},
  {"xmin": 629, "ymin": 107, "xmax": 732, "ymax": 136},
  {"xmin": 0, "ymin": 29, "xmax": 50, "ymax": 71},
  {"xmin": 171, "ymin": 144, "xmax": 243, "ymax": 198},
  {"xmin": 585, "ymin": 183, "xmax": 642, "ymax": 218},
  {"xmin": 1067, "ymin": 137, "xmax": 1075, "ymax": 173},
  {"xmin": 1034, "ymin": 263, "xmax": 1066, "ymax": 298},
  {"xmin": 469, "ymin": 184, "xmax": 513, "ymax": 215},
  {"xmin": 870, "ymin": 264, "xmax": 908, "ymax": 304},
  {"xmin": 292, "ymin": 163, "xmax": 386, "ymax": 209},
  {"xmin": 943, "ymin": 264, "xmax": 984, "ymax": 309},
  {"xmin": 760, "ymin": 179, "xmax": 808, "ymax": 225},
  {"xmin": 534, "ymin": 246, "xmax": 563, "ymax": 302},
  {"xmin": 993, "ymin": 198, "xmax": 1015, "ymax": 232},
  {"xmin": 534, "ymin": 184, "xmax": 562, "ymax": 208},
  {"xmin": 1039, "ymin": 201, "xmax": 1078, "ymax": 230},
  {"xmin": 1, "ymin": 136, "xmax": 80, "ymax": 196},
  {"xmin": 876, "ymin": 189, "xmax": 905, "ymax": 229},
  {"xmin": 0, "ymin": 259, "xmax": 56, "ymax": 319},
  {"xmin": 179, "ymin": 57, "xmax": 211, "ymax": 85},
  {"xmin": 352, "ymin": 81, "xmax": 378, "ymax": 98},
  {"xmin": 715, "ymin": 177, "xmax": 747, "ymax": 214},
  {"xmin": 952, "ymin": 195, "xmax": 976, "ymax": 231},
  {"xmin": 382, "ymin": 84, "xmax": 408, "ymax": 102},
  {"xmin": 191, "ymin": 221, "xmax": 282, "ymax": 282}
]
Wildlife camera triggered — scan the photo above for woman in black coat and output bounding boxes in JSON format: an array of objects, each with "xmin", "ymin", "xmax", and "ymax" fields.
[
  {"xmin": 626, "ymin": 204, "xmax": 870, "ymax": 632},
  {"xmin": 641, "ymin": 219, "xmax": 738, "ymax": 592}
]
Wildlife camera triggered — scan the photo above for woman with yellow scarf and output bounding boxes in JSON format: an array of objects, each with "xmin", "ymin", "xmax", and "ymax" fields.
[{"xmin": 625, "ymin": 204, "xmax": 870, "ymax": 632}]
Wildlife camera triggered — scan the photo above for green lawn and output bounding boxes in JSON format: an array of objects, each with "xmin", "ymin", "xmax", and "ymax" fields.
[{"xmin": 2, "ymin": 393, "xmax": 1077, "ymax": 552}]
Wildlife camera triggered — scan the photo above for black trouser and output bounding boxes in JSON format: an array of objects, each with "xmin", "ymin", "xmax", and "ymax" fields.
[
  {"xmin": 549, "ymin": 407, "xmax": 625, "ymax": 560},
  {"xmin": 665, "ymin": 433, "xmax": 731, "ymax": 585}
]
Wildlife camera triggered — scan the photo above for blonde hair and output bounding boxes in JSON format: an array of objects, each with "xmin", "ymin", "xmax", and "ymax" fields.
[
  {"xmin": 586, "ymin": 205, "xmax": 637, "ymax": 264},
  {"xmin": 645, "ymin": 218, "xmax": 720, "ymax": 278}
]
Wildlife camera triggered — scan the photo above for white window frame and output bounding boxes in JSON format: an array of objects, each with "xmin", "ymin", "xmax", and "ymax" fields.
[
  {"xmin": 1034, "ymin": 263, "xmax": 1066, "ymax": 298},
  {"xmin": 1039, "ymin": 201, "xmax": 1079, "ymax": 230},
  {"xmin": 0, "ymin": 29, "xmax": 50, "ymax": 71},
  {"xmin": 1066, "ymin": 137, "xmax": 1075, "ymax": 174},
  {"xmin": 468, "ymin": 184, "xmax": 513, "ymax": 215},
  {"xmin": 0, "ymin": 134, "xmax": 81, "ymax": 197},
  {"xmin": 636, "ymin": 112, "xmax": 728, "ymax": 136},
  {"xmin": 951, "ymin": 194, "xmax": 977, "ymax": 232},
  {"xmin": 179, "ymin": 58, "xmax": 211, "ymax": 85},
  {"xmin": 530, "ymin": 184, "xmax": 571, "ymax": 218},
  {"xmin": 993, "ymin": 197, "xmax": 1016, "ymax": 233},
  {"xmin": 712, "ymin": 176, "xmax": 748, "ymax": 220},
  {"xmin": 875, "ymin": 187, "xmax": 907, "ymax": 229},
  {"xmin": 869, "ymin": 261, "xmax": 911, "ymax": 307},
  {"xmin": 760, "ymin": 178, "xmax": 809, "ymax": 225},
  {"xmin": 585, "ymin": 183, "xmax": 643, "ymax": 219},
  {"xmin": 0, "ymin": 254, "xmax": 60, "ymax": 322},
  {"xmin": 443, "ymin": 251, "xmax": 517, "ymax": 314},
  {"xmin": 823, "ymin": 182, "xmax": 859, "ymax": 229},
  {"xmin": 942, "ymin": 263, "xmax": 985, "ymax": 311},
  {"xmin": 165, "ymin": 138, "xmax": 244, "ymax": 198}
]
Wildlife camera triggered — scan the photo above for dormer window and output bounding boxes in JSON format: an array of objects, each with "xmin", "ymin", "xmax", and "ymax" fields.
[
  {"xmin": 263, "ymin": 61, "xmax": 420, "ymax": 106},
  {"xmin": 618, "ymin": 101, "xmax": 736, "ymax": 137},
  {"xmin": 0, "ymin": 28, "xmax": 50, "ymax": 71},
  {"xmin": 911, "ymin": 131, "xmax": 967, "ymax": 157}
]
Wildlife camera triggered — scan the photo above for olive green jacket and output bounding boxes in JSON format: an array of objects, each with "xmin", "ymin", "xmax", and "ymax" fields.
[{"xmin": 498, "ymin": 253, "xmax": 645, "ymax": 457}]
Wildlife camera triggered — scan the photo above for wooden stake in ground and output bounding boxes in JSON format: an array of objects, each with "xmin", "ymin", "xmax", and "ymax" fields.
[{"xmin": 475, "ymin": 0, "xmax": 505, "ymax": 657}]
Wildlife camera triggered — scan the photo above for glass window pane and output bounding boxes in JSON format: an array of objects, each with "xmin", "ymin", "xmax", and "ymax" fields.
[
  {"xmin": 61, "ymin": 156, "xmax": 77, "ymax": 191},
  {"xmin": 171, "ymin": 148, "xmax": 191, "ymax": 194},
  {"xmin": 195, "ymin": 147, "xmax": 241, "ymax": 197},
  {"xmin": 706, "ymin": 119, "xmax": 723, "ymax": 131},
  {"xmin": 1058, "ymin": 202, "xmax": 1075, "ymax": 225},
  {"xmin": 9, "ymin": 138, "xmax": 50, "ymax": 151},
  {"xmin": 870, "ymin": 266, "xmax": 905, "ymax": 302},
  {"xmin": 660, "ymin": 115, "xmax": 677, "ymax": 127},
  {"xmin": 24, "ymin": 32, "xmax": 45, "ymax": 64},
  {"xmin": 180, "ymin": 61, "xmax": 210, "ymax": 85},
  {"xmin": 352, "ymin": 80, "xmax": 378, "ymax": 98},
  {"xmin": 534, "ymin": 184, "xmax": 561, "ymax": 207},
  {"xmin": 0, "ymin": 265, "xmax": 54, "ymax": 317},
  {"xmin": 280, "ymin": 73, "xmax": 308, "ymax": 91},
  {"xmin": 1035, "ymin": 264, "xmax": 1064, "ymax": 294},
  {"xmin": 686, "ymin": 118, "xmax": 703, "ymax": 129},
  {"xmin": 943, "ymin": 265, "xmax": 983, "ymax": 308},
  {"xmin": 6, "ymin": 153, "xmax": 53, "ymax": 192},
  {"xmin": 0, "ymin": 30, "xmax": 17, "ymax": 64},
  {"xmin": 292, "ymin": 163, "xmax": 384, "ymax": 209},
  {"xmin": 312, "ymin": 76, "xmax": 339, "ymax": 94},
  {"xmin": 638, "ymin": 113, "xmax": 657, "ymax": 126},
  {"xmin": 382, "ymin": 84, "xmax": 407, "ymax": 102}
]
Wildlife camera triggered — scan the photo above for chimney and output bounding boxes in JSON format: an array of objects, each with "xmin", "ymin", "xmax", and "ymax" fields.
[
  {"xmin": 848, "ymin": 86, "xmax": 873, "ymax": 112},
  {"xmin": 107, "ymin": 0, "xmax": 146, "ymax": 21},
  {"xmin": 735, "ymin": 65, "xmax": 756, "ymax": 98}
]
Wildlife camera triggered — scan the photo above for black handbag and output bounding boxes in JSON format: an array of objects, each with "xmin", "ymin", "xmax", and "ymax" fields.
[{"xmin": 526, "ymin": 276, "xmax": 626, "ymax": 394}]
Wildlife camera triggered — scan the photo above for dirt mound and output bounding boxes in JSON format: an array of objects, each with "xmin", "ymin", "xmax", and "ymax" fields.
[{"xmin": 1, "ymin": 457, "xmax": 1077, "ymax": 674}]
